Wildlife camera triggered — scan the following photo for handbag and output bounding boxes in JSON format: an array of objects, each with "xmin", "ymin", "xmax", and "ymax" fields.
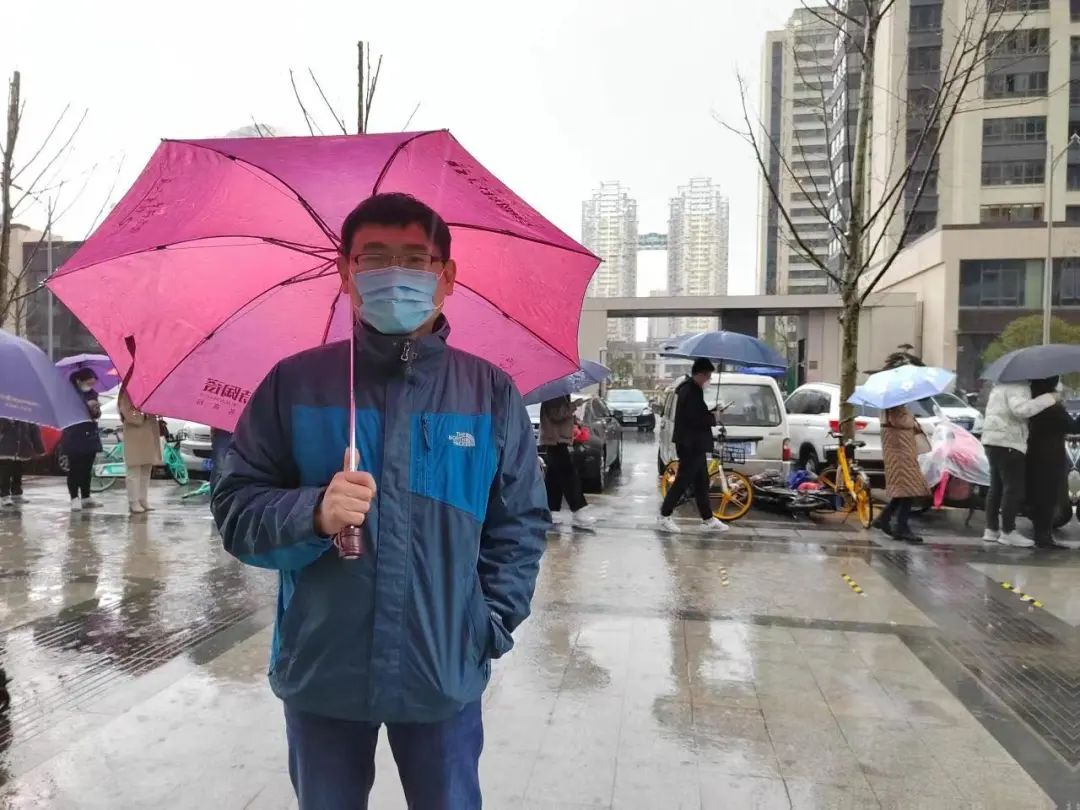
[{"xmin": 572, "ymin": 423, "xmax": 591, "ymax": 445}]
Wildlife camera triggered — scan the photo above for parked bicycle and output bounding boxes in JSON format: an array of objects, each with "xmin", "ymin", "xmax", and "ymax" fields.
[
  {"xmin": 816, "ymin": 431, "xmax": 874, "ymax": 528},
  {"xmin": 91, "ymin": 427, "xmax": 190, "ymax": 492},
  {"xmin": 659, "ymin": 427, "xmax": 753, "ymax": 521}
]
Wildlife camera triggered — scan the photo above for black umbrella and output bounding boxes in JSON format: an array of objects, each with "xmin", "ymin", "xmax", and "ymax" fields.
[{"xmin": 980, "ymin": 343, "xmax": 1080, "ymax": 383}]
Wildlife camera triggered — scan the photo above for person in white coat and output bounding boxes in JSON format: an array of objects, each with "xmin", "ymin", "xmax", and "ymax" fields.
[
  {"xmin": 118, "ymin": 386, "xmax": 162, "ymax": 514},
  {"xmin": 981, "ymin": 381, "xmax": 1060, "ymax": 547}
]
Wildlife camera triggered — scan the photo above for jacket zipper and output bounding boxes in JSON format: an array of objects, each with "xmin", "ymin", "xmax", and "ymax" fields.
[
  {"xmin": 400, "ymin": 339, "xmax": 412, "ymax": 363},
  {"xmin": 421, "ymin": 414, "xmax": 432, "ymax": 451}
]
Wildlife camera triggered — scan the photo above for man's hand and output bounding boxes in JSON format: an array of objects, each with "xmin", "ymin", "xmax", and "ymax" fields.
[{"xmin": 315, "ymin": 449, "xmax": 377, "ymax": 537}]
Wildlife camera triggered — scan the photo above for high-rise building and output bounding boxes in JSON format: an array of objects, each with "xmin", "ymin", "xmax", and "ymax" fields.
[
  {"xmin": 582, "ymin": 182, "xmax": 638, "ymax": 343},
  {"xmin": 646, "ymin": 289, "xmax": 672, "ymax": 342},
  {"xmin": 759, "ymin": 1, "xmax": 1080, "ymax": 390},
  {"xmin": 667, "ymin": 177, "xmax": 729, "ymax": 335},
  {"xmin": 757, "ymin": 7, "xmax": 838, "ymax": 295}
]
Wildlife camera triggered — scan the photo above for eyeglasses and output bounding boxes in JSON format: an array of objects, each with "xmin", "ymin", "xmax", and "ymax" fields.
[{"xmin": 351, "ymin": 252, "xmax": 445, "ymax": 273}]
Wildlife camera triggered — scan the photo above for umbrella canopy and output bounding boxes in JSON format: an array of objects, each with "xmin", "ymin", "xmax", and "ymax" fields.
[
  {"xmin": 662, "ymin": 331, "xmax": 786, "ymax": 368},
  {"xmin": 739, "ymin": 365, "xmax": 787, "ymax": 378},
  {"xmin": 56, "ymin": 354, "xmax": 119, "ymax": 393},
  {"xmin": 980, "ymin": 343, "xmax": 1080, "ymax": 383},
  {"xmin": 848, "ymin": 365, "xmax": 955, "ymax": 410},
  {"xmin": 0, "ymin": 331, "xmax": 93, "ymax": 429},
  {"xmin": 47, "ymin": 131, "xmax": 599, "ymax": 430},
  {"xmin": 522, "ymin": 360, "xmax": 609, "ymax": 406}
]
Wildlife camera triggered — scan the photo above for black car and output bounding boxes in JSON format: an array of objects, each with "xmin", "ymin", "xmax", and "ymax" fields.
[
  {"xmin": 527, "ymin": 397, "xmax": 622, "ymax": 492},
  {"xmin": 605, "ymin": 388, "xmax": 656, "ymax": 432}
]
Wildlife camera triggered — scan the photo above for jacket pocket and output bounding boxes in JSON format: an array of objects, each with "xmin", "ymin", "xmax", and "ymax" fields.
[
  {"xmin": 465, "ymin": 575, "xmax": 493, "ymax": 665},
  {"xmin": 410, "ymin": 412, "xmax": 498, "ymax": 521}
]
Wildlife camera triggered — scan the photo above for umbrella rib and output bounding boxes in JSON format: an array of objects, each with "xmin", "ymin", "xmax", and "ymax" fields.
[
  {"xmin": 444, "ymin": 221, "xmax": 598, "ymax": 260},
  {"xmin": 371, "ymin": 130, "xmax": 444, "ymax": 195},
  {"xmin": 123, "ymin": 257, "xmax": 334, "ymax": 411},
  {"xmin": 172, "ymin": 139, "xmax": 340, "ymax": 247}
]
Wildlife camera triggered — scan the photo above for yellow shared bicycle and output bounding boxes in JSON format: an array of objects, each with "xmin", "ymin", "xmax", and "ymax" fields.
[
  {"xmin": 659, "ymin": 429, "xmax": 753, "ymax": 522},
  {"xmin": 816, "ymin": 434, "xmax": 874, "ymax": 529}
]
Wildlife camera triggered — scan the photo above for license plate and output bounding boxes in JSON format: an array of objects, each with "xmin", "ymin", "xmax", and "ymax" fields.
[{"xmin": 729, "ymin": 441, "xmax": 756, "ymax": 457}]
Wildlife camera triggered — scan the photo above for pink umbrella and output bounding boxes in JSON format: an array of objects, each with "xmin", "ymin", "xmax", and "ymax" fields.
[{"xmin": 47, "ymin": 131, "xmax": 598, "ymax": 429}]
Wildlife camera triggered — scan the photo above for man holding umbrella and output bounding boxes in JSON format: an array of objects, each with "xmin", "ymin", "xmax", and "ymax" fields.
[{"xmin": 213, "ymin": 193, "xmax": 548, "ymax": 809}]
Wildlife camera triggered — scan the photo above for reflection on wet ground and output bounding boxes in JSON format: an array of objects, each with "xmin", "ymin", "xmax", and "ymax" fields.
[{"xmin": 0, "ymin": 433, "xmax": 1077, "ymax": 808}]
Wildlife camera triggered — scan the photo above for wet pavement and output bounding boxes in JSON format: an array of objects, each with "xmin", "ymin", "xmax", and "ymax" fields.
[{"xmin": 1, "ymin": 433, "xmax": 1079, "ymax": 808}]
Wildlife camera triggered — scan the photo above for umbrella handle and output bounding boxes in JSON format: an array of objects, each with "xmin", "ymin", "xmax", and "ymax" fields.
[{"xmin": 336, "ymin": 320, "xmax": 365, "ymax": 559}]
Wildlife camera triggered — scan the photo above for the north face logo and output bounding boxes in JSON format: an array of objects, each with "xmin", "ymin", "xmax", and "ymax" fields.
[{"xmin": 449, "ymin": 432, "xmax": 476, "ymax": 448}]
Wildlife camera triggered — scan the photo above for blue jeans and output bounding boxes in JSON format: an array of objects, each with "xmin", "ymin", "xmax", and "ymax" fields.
[{"xmin": 284, "ymin": 702, "xmax": 484, "ymax": 810}]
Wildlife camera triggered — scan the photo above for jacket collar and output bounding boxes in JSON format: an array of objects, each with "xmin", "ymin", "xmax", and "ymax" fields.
[{"xmin": 355, "ymin": 315, "xmax": 451, "ymax": 371}]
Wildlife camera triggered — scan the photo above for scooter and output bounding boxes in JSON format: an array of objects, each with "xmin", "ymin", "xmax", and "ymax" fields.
[{"xmin": 748, "ymin": 470, "xmax": 835, "ymax": 519}]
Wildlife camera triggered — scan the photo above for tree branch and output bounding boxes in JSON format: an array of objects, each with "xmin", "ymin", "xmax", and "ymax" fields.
[
  {"xmin": 309, "ymin": 68, "xmax": 348, "ymax": 135},
  {"xmin": 290, "ymin": 69, "xmax": 316, "ymax": 137}
]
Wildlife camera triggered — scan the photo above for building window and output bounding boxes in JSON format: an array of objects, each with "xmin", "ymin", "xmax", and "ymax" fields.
[
  {"xmin": 985, "ymin": 71, "xmax": 1048, "ymax": 98},
  {"xmin": 982, "ymin": 115, "xmax": 1046, "ymax": 143},
  {"xmin": 1055, "ymin": 259, "xmax": 1080, "ymax": 305},
  {"xmin": 980, "ymin": 204, "xmax": 1044, "ymax": 223},
  {"xmin": 960, "ymin": 260, "xmax": 1030, "ymax": 307},
  {"xmin": 910, "ymin": 5, "xmax": 943, "ymax": 31},
  {"xmin": 981, "ymin": 160, "xmax": 1045, "ymax": 186},
  {"xmin": 909, "ymin": 45, "xmax": 941, "ymax": 72},
  {"xmin": 1069, "ymin": 165, "xmax": 1080, "ymax": 191},
  {"xmin": 1066, "ymin": 205, "xmax": 1080, "ymax": 223},
  {"xmin": 988, "ymin": 0, "xmax": 1048, "ymax": 10},
  {"xmin": 988, "ymin": 28, "xmax": 1050, "ymax": 56}
]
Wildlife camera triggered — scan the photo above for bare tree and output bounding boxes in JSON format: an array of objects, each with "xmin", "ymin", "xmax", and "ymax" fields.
[
  {"xmin": 286, "ymin": 42, "xmax": 390, "ymax": 137},
  {"xmin": 1, "ymin": 71, "xmax": 90, "ymax": 333},
  {"xmin": 728, "ymin": 0, "xmax": 1026, "ymax": 438}
]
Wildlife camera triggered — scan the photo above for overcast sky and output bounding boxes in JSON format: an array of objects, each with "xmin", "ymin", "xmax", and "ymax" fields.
[{"xmin": 3, "ymin": 0, "xmax": 803, "ymax": 296}]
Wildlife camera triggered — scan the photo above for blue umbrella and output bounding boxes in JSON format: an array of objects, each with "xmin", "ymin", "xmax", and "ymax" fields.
[
  {"xmin": 523, "ymin": 361, "xmax": 609, "ymax": 406},
  {"xmin": 661, "ymin": 331, "xmax": 787, "ymax": 368},
  {"xmin": 739, "ymin": 365, "xmax": 787, "ymax": 378},
  {"xmin": 0, "ymin": 330, "xmax": 93, "ymax": 429},
  {"xmin": 848, "ymin": 365, "xmax": 955, "ymax": 410},
  {"xmin": 980, "ymin": 343, "xmax": 1080, "ymax": 383}
]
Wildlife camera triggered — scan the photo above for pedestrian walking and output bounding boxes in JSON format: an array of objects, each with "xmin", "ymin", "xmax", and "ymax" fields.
[
  {"xmin": 981, "ymin": 381, "xmax": 1059, "ymax": 547},
  {"xmin": 212, "ymin": 192, "xmax": 548, "ymax": 810},
  {"xmin": 873, "ymin": 405, "xmax": 930, "ymax": 543},
  {"xmin": 657, "ymin": 357, "xmax": 728, "ymax": 534},
  {"xmin": 61, "ymin": 369, "xmax": 103, "ymax": 512},
  {"xmin": 540, "ymin": 395, "xmax": 594, "ymax": 527},
  {"xmin": 1025, "ymin": 376, "xmax": 1077, "ymax": 548},
  {"xmin": 0, "ymin": 419, "xmax": 44, "ymax": 507},
  {"xmin": 118, "ymin": 386, "xmax": 162, "ymax": 514}
]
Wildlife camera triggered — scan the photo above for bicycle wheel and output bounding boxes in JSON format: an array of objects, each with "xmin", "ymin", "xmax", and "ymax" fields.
[
  {"xmin": 852, "ymin": 475, "xmax": 874, "ymax": 528},
  {"xmin": 660, "ymin": 461, "xmax": 679, "ymax": 498},
  {"xmin": 818, "ymin": 466, "xmax": 849, "ymax": 508},
  {"xmin": 164, "ymin": 447, "xmax": 190, "ymax": 485},
  {"xmin": 709, "ymin": 469, "xmax": 753, "ymax": 521}
]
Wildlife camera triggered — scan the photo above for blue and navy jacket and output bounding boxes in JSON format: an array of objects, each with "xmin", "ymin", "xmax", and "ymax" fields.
[{"xmin": 212, "ymin": 318, "xmax": 549, "ymax": 723}]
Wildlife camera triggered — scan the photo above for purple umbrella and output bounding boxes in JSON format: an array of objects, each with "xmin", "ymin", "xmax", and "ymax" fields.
[
  {"xmin": 55, "ymin": 354, "xmax": 119, "ymax": 393},
  {"xmin": 0, "ymin": 331, "xmax": 92, "ymax": 429}
]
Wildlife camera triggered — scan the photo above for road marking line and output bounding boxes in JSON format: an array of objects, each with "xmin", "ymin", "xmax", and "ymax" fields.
[
  {"xmin": 1000, "ymin": 581, "xmax": 1044, "ymax": 609},
  {"xmin": 840, "ymin": 572, "xmax": 866, "ymax": 596},
  {"xmin": 719, "ymin": 566, "xmax": 729, "ymax": 587}
]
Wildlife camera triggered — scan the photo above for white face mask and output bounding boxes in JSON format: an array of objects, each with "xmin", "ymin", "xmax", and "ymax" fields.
[{"xmin": 78, "ymin": 383, "xmax": 94, "ymax": 393}]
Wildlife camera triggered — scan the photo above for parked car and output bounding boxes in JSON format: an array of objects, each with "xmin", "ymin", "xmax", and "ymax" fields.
[
  {"xmin": 605, "ymin": 388, "xmax": 656, "ymax": 432},
  {"xmin": 178, "ymin": 421, "xmax": 214, "ymax": 476},
  {"xmin": 526, "ymin": 395, "xmax": 622, "ymax": 492},
  {"xmin": 927, "ymin": 392, "xmax": 983, "ymax": 436},
  {"xmin": 784, "ymin": 382, "xmax": 944, "ymax": 482},
  {"xmin": 658, "ymin": 373, "xmax": 791, "ymax": 478}
]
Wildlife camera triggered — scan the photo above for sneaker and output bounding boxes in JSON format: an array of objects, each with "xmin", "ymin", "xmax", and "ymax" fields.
[
  {"xmin": 12, "ymin": 495, "xmax": 26, "ymax": 504},
  {"xmin": 0, "ymin": 497, "xmax": 13, "ymax": 509},
  {"xmin": 139, "ymin": 502, "xmax": 154, "ymax": 512},
  {"xmin": 657, "ymin": 515, "xmax": 682, "ymax": 534},
  {"xmin": 998, "ymin": 531, "xmax": 1035, "ymax": 548},
  {"xmin": 700, "ymin": 517, "xmax": 730, "ymax": 533},
  {"xmin": 129, "ymin": 503, "xmax": 146, "ymax": 515},
  {"xmin": 70, "ymin": 498, "xmax": 82, "ymax": 512},
  {"xmin": 571, "ymin": 508, "xmax": 596, "ymax": 527},
  {"xmin": 81, "ymin": 498, "xmax": 100, "ymax": 509},
  {"xmin": 981, "ymin": 529, "xmax": 1000, "ymax": 543},
  {"xmin": 896, "ymin": 532, "xmax": 924, "ymax": 544}
]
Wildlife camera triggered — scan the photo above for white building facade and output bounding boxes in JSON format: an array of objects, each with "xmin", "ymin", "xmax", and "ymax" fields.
[
  {"xmin": 667, "ymin": 177, "xmax": 729, "ymax": 335},
  {"xmin": 582, "ymin": 182, "xmax": 638, "ymax": 343}
]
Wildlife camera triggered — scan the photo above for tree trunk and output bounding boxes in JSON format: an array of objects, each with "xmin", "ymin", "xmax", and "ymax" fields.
[
  {"xmin": 0, "ymin": 71, "xmax": 19, "ymax": 332},
  {"xmin": 839, "ymin": 293, "xmax": 860, "ymax": 442}
]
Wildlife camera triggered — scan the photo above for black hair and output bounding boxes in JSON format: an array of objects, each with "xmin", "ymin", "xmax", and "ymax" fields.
[
  {"xmin": 692, "ymin": 358, "xmax": 716, "ymax": 375},
  {"xmin": 1031, "ymin": 376, "xmax": 1059, "ymax": 397},
  {"xmin": 70, "ymin": 368, "xmax": 97, "ymax": 385},
  {"xmin": 339, "ymin": 192, "xmax": 451, "ymax": 260}
]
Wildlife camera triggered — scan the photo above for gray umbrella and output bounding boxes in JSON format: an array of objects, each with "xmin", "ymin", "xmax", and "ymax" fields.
[{"xmin": 980, "ymin": 343, "xmax": 1080, "ymax": 383}]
